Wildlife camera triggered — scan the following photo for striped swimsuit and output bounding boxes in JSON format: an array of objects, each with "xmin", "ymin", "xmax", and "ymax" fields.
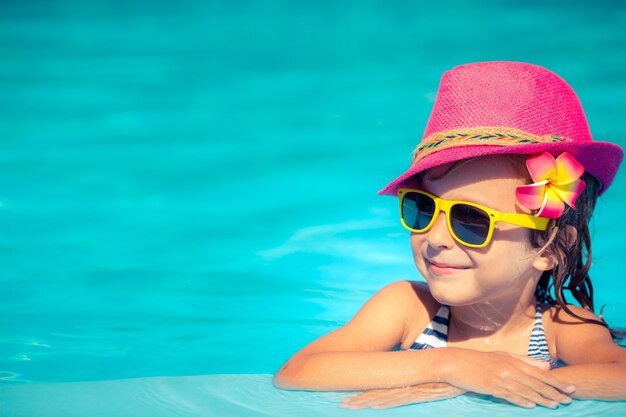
[{"xmin": 410, "ymin": 293, "xmax": 563, "ymax": 368}]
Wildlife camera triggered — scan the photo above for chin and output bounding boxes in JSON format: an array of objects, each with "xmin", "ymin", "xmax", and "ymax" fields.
[{"xmin": 426, "ymin": 281, "xmax": 480, "ymax": 307}]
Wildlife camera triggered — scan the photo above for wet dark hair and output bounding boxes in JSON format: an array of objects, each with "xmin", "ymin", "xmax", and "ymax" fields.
[
  {"xmin": 531, "ymin": 171, "xmax": 623, "ymax": 341},
  {"xmin": 531, "ymin": 173, "xmax": 597, "ymax": 312}
]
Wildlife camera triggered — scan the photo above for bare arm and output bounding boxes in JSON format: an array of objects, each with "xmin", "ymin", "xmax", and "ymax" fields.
[
  {"xmin": 276, "ymin": 348, "xmax": 457, "ymax": 391},
  {"xmin": 274, "ymin": 280, "xmax": 441, "ymax": 390},
  {"xmin": 550, "ymin": 306, "xmax": 626, "ymax": 400}
]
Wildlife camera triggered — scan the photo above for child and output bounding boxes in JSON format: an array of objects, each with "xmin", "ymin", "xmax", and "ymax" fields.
[{"xmin": 273, "ymin": 62, "xmax": 626, "ymax": 409}]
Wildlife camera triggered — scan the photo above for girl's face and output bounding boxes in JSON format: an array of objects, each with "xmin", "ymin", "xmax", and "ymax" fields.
[{"xmin": 410, "ymin": 155, "xmax": 550, "ymax": 306}]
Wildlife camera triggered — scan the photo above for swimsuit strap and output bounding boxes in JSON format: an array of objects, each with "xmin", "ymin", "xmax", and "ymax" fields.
[
  {"xmin": 410, "ymin": 304, "xmax": 449, "ymax": 350},
  {"xmin": 527, "ymin": 303, "xmax": 552, "ymax": 362}
]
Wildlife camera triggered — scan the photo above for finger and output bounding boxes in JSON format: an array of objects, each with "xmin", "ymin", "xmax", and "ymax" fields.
[
  {"xmin": 371, "ymin": 389, "xmax": 462, "ymax": 408},
  {"xmin": 340, "ymin": 390, "xmax": 398, "ymax": 408},
  {"xmin": 340, "ymin": 393, "xmax": 367, "ymax": 408},
  {"xmin": 341, "ymin": 389, "xmax": 385, "ymax": 403},
  {"xmin": 361, "ymin": 385, "xmax": 466, "ymax": 409},
  {"xmin": 370, "ymin": 394, "xmax": 422, "ymax": 409},
  {"xmin": 340, "ymin": 396, "xmax": 370, "ymax": 410},
  {"xmin": 340, "ymin": 384, "xmax": 467, "ymax": 410},
  {"xmin": 521, "ymin": 375, "xmax": 573, "ymax": 404},
  {"xmin": 504, "ymin": 380, "xmax": 561, "ymax": 409},
  {"xmin": 523, "ymin": 365, "xmax": 577, "ymax": 395},
  {"xmin": 340, "ymin": 390, "xmax": 405, "ymax": 410},
  {"xmin": 340, "ymin": 395, "xmax": 371, "ymax": 409},
  {"xmin": 491, "ymin": 387, "xmax": 536, "ymax": 409}
]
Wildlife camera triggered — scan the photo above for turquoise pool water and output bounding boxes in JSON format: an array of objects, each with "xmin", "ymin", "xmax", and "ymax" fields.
[{"xmin": 1, "ymin": 1, "xmax": 626, "ymax": 415}]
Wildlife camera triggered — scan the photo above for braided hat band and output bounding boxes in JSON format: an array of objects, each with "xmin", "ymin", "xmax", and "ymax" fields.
[{"xmin": 413, "ymin": 127, "xmax": 569, "ymax": 163}]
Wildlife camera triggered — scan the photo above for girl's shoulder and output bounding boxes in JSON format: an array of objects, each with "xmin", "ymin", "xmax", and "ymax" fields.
[
  {"xmin": 542, "ymin": 303, "xmax": 605, "ymax": 326},
  {"xmin": 542, "ymin": 303, "xmax": 618, "ymax": 364},
  {"xmin": 542, "ymin": 303, "xmax": 605, "ymax": 336},
  {"xmin": 376, "ymin": 280, "xmax": 441, "ymax": 349},
  {"xmin": 378, "ymin": 280, "xmax": 439, "ymax": 315}
]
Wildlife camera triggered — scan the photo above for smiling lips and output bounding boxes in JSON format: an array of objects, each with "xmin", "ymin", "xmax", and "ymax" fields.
[{"xmin": 427, "ymin": 259, "xmax": 470, "ymax": 275}]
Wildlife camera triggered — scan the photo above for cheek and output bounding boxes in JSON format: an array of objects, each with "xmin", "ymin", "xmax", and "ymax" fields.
[
  {"xmin": 482, "ymin": 231, "xmax": 537, "ymax": 273},
  {"xmin": 409, "ymin": 234, "xmax": 427, "ymax": 268},
  {"xmin": 491, "ymin": 226, "xmax": 534, "ymax": 253},
  {"xmin": 409, "ymin": 233, "xmax": 421, "ymax": 257}
]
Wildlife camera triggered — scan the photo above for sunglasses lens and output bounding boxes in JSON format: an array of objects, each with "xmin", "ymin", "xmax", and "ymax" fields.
[
  {"xmin": 402, "ymin": 192, "xmax": 436, "ymax": 231},
  {"xmin": 450, "ymin": 204, "xmax": 491, "ymax": 246}
]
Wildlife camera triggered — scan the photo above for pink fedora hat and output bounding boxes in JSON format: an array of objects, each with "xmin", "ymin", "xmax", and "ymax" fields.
[{"xmin": 379, "ymin": 61, "xmax": 623, "ymax": 196}]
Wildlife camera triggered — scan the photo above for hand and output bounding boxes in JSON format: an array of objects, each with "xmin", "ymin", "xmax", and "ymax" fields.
[
  {"xmin": 448, "ymin": 350, "xmax": 576, "ymax": 408},
  {"xmin": 339, "ymin": 383, "xmax": 465, "ymax": 410}
]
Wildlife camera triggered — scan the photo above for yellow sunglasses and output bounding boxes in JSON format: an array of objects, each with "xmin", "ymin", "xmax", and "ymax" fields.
[{"xmin": 398, "ymin": 188, "xmax": 549, "ymax": 248}]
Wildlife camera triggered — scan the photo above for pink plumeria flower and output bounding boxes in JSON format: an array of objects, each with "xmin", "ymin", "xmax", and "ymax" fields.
[{"xmin": 515, "ymin": 152, "xmax": 586, "ymax": 219}]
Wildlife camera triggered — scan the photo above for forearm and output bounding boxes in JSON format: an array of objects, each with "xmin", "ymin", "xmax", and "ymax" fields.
[
  {"xmin": 551, "ymin": 363, "xmax": 626, "ymax": 400},
  {"xmin": 273, "ymin": 349, "xmax": 452, "ymax": 391}
]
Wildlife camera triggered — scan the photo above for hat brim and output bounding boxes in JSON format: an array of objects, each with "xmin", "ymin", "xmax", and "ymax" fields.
[{"xmin": 378, "ymin": 141, "xmax": 624, "ymax": 196}]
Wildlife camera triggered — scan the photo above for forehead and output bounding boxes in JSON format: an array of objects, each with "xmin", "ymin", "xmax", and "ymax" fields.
[{"xmin": 419, "ymin": 155, "xmax": 528, "ymax": 206}]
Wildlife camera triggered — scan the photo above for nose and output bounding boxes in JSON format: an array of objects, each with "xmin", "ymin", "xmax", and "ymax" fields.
[{"xmin": 425, "ymin": 210, "xmax": 456, "ymax": 249}]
